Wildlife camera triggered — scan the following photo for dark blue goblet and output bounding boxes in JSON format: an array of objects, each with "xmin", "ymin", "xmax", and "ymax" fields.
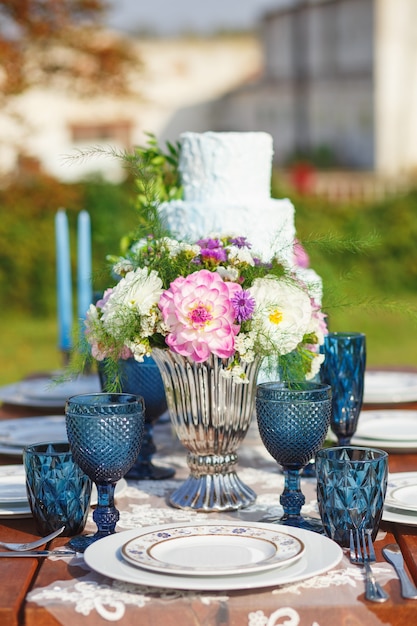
[
  {"xmin": 256, "ymin": 381, "xmax": 332, "ymax": 532},
  {"xmin": 98, "ymin": 357, "xmax": 174, "ymax": 480},
  {"xmin": 320, "ymin": 332, "xmax": 366, "ymax": 445},
  {"xmin": 65, "ymin": 393, "xmax": 145, "ymax": 552}
]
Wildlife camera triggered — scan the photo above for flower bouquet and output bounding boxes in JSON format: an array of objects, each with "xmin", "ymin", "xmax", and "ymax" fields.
[{"xmin": 85, "ymin": 234, "xmax": 326, "ymax": 385}]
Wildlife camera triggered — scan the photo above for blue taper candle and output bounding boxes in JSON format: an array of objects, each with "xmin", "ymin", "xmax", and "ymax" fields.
[
  {"xmin": 77, "ymin": 211, "xmax": 92, "ymax": 338},
  {"xmin": 55, "ymin": 210, "xmax": 73, "ymax": 353}
]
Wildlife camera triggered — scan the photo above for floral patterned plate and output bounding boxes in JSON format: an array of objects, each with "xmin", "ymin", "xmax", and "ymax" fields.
[{"xmin": 121, "ymin": 524, "xmax": 304, "ymax": 576}]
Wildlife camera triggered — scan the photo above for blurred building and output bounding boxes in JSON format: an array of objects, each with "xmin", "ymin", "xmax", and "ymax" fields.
[
  {"xmin": 212, "ymin": 0, "xmax": 417, "ymax": 177},
  {"xmin": 0, "ymin": 35, "xmax": 262, "ymax": 184},
  {"xmin": 2, "ymin": 0, "xmax": 416, "ymax": 185}
]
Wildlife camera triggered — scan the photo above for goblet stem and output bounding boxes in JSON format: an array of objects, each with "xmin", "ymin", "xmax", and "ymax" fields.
[
  {"xmin": 280, "ymin": 468, "xmax": 305, "ymax": 521},
  {"xmin": 68, "ymin": 482, "xmax": 119, "ymax": 552},
  {"xmin": 337, "ymin": 435, "xmax": 352, "ymax": 446},
  {"xmin": 93, "ymin": 483, "xmax": 119, "ymax": 537},
  {"xmin": 277, "ymin": 468, "xmax": 324, "ymax": 533}
]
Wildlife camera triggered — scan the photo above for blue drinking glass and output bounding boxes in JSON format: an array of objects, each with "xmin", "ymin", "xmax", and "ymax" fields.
[
  {"xmin": 65, "ymin": 393, "xmax": 145, "ymax": 552},
  {"xmin": 256, "ymin": 381, "xmax": 332, "ymax": 532},
  {"xmin": 316, "ymin": 446, "xmax": 388, "ymax": 547},
  {"xmin": 320, "ymin": 332, "xmax": 366, "ymax": 445},
  {"xmin": 23, "ymin": 442, "xmax": 92, "ymax": 536},
  {"xmin": 98, "ymin": 357, "xmax": 174, "ymax": 480}
]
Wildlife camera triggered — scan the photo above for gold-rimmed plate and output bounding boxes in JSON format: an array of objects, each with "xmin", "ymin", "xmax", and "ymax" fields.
[{"xmin": 121, "ymin": 524, "xmax": 304, "ymax": 576}]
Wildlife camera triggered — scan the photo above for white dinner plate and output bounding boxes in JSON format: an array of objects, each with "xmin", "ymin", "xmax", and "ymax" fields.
[
  {"xmin": 347, "ymin": 436, "xmax": 417, "ymax": 454},
  {"xmin": 0, "ymin": 474, "xmax": 27, "ymax": 504},
  {"xmin": 0, "ymin": 375, "xmax": 101, "ymax": 409},
  {"xmin": 385, "ymin": 472, "xmax": 417, "ymax": 513},
  {"xmin": 84, "ymin": 522, "xmax": 343, "ymax": 591},
  {"xmin": 355, "ymin": 410, "xmax": 417, "ymax": 442},
  {"xmin": 121, "ymin": 524, "xmax": 304, "ymax": 576},
  {"xmin": 0, "ymin": 501, "xmax": 32, "ymax": 518},
  {"xmin": 389, "ymin": 485, "xmax": 417, "ymax": 511},
  {"xmin": 364, "ymin": 371, "xmax": 417, "ymax": 404},
  {"xmin": 383, "ymin": 506, "xmax": 417, "ymax": 527},
  {"xmin": 329, "ymin": 412, "xmax": 417, "ymax": 453},
  {"xmin": 0, "ymin": 416, "xmax": 67, "ymax": 456}
]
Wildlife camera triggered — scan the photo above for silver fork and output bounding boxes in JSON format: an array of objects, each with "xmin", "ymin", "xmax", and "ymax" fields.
[
  {"xmin": 0, "ymin": 526, "xmax": 65, "ymax": 551},
  {"xmin": 349, "ymin": 528, "xmax": 389, "ymax": 603}
]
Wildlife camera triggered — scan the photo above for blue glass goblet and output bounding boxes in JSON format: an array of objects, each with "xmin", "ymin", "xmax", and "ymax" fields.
[
  {"xmin": 320, "ymin": 332, "xmax": 366, "ymax": 445},
  {"xmin": 256, "ymin": 381, "xmax": 332, "ymax": 532},
  {"xmin": 65, "ymin": 393, "xmax": 145, "ymax": 552},
  {"xmin": 98, "ymin": 357, "xmax": 174, "ymax": 480}
]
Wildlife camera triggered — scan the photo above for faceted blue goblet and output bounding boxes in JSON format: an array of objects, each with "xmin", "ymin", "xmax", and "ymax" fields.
[
  {"xmin": 256, "ymin": 381, "xmax": 332, "ymax": 532},
  {"xmin": 98, "ymin": 357, "xmax": 174, "ymax": 480},
  {"xmin": 320, "ymin": 332, "xmax": 366, "ymax": 446},
  {"xmin": 65, "ymin": 393, "xmax": 145, "ymax": 552},
  {"xmin": 316, "ymin": 446, "xmax": 388, "ymax": 547}
]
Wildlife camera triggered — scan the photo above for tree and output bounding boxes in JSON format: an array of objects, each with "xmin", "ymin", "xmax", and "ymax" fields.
[{"xmin": 0, "ymin": 0, "xmax": 139, "ymax": 97}]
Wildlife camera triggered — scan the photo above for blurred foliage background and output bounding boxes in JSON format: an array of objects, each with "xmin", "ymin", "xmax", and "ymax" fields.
[{"xmin": 0, "ymin": 169, "xmax": 416, "ymax": 385}]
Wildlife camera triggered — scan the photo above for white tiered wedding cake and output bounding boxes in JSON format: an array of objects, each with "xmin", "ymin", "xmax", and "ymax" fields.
[
  {"xmin": 159, "ymin": 131, "xmax": 295, "ymax": 265},
  {"xmin": 159, "ymin": 130, "xmax": 321, "ymax": 300}
]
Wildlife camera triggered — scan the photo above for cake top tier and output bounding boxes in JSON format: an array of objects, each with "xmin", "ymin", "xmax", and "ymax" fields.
[{"xmin": 179, "ymin": 131, "xmax": 273, "ymax": 203}]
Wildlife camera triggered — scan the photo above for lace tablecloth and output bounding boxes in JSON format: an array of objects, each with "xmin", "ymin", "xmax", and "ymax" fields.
[{"xmin": 26, "ymin": 418, "xmax": 394, "ymax": 626}]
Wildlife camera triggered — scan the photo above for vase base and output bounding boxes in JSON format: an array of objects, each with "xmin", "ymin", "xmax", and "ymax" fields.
[{"xmin": 169, "ymin": 471, "xmax": 256, "ymax": 512}]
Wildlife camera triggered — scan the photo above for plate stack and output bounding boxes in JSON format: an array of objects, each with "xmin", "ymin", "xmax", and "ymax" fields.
[
  {"xmin": 0, "ymin": 466, "xmax": 31, "ymax": 518},
  {"xmin": 383, "ymin": 472, "xmax": 417, "ymax": 526},
  {"xmin": 351, "ymin": 409, "xmax": 417, "ymax": 453},
  {"xmin": 83, "ymin": 521, "xmax": 343, "ymax": 591},
  {"xmin": 364, "ymin": 371, "xmax": 417, "ymax": 405},
  {"xmin": 0, "ymin": 416, "xmax": 67, "ymax": 457}
]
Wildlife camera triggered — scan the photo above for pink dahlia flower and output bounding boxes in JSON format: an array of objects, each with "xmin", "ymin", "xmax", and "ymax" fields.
[{"xmin": 159, "ymin": 269, "xmax": 242, "ymax": 362}]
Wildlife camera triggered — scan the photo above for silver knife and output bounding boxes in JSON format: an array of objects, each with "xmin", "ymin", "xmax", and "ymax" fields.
[
  {"xmin": 0, "ymin": 550, "xmax": 76, "ymax": 557},
  {"xmin": 382, "ymin": 543, "xmax": 417, "ymax": 599}
]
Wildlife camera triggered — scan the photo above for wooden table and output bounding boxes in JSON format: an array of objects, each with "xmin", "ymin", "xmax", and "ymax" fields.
[{"xmin": 1, "ymin": 393, "xmax": 417, "ymax": 626}]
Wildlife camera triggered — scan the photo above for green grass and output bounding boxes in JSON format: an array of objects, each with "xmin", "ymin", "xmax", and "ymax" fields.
[
  {"xmin": 0, "ymin": 315, "xmax": 63, "ymax": 386},
  {"xmin": 324, "ymin": 296, "xmax": 417, "ymax": 367}
]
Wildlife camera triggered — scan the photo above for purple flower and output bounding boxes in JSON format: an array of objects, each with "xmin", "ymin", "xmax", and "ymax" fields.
[
  {"xmin": 200, "ymin": 248, "xmax": 227, "ymax": 263},
  {"xmin": 196, "ymin": 237, "xmax": 228, "ymax": 264},
  {"xmin": 197, "ymin": 237, "xmax": 222, "ymax": 249},
  {"xmin": 229, "ymin": 236, "xmax": 251, "ymax": 249},
  {"xmin": 231, "ymin": 290, "xmax": 256, "ymax": 323}
]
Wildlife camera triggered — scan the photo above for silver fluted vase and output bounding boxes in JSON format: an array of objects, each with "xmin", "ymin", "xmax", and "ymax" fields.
[{"xmin": 151, "ymin": 348, "xmax": 262, "ymax": 512}]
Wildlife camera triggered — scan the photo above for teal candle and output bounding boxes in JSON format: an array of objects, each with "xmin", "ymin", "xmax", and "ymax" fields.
[
  {"xmin": 55, "ymin": 210, "xmax": 73, "ymax": 352},
  {"xmin": 77, "ymin": 211, "xmax": 92, "ymax": 337}
]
